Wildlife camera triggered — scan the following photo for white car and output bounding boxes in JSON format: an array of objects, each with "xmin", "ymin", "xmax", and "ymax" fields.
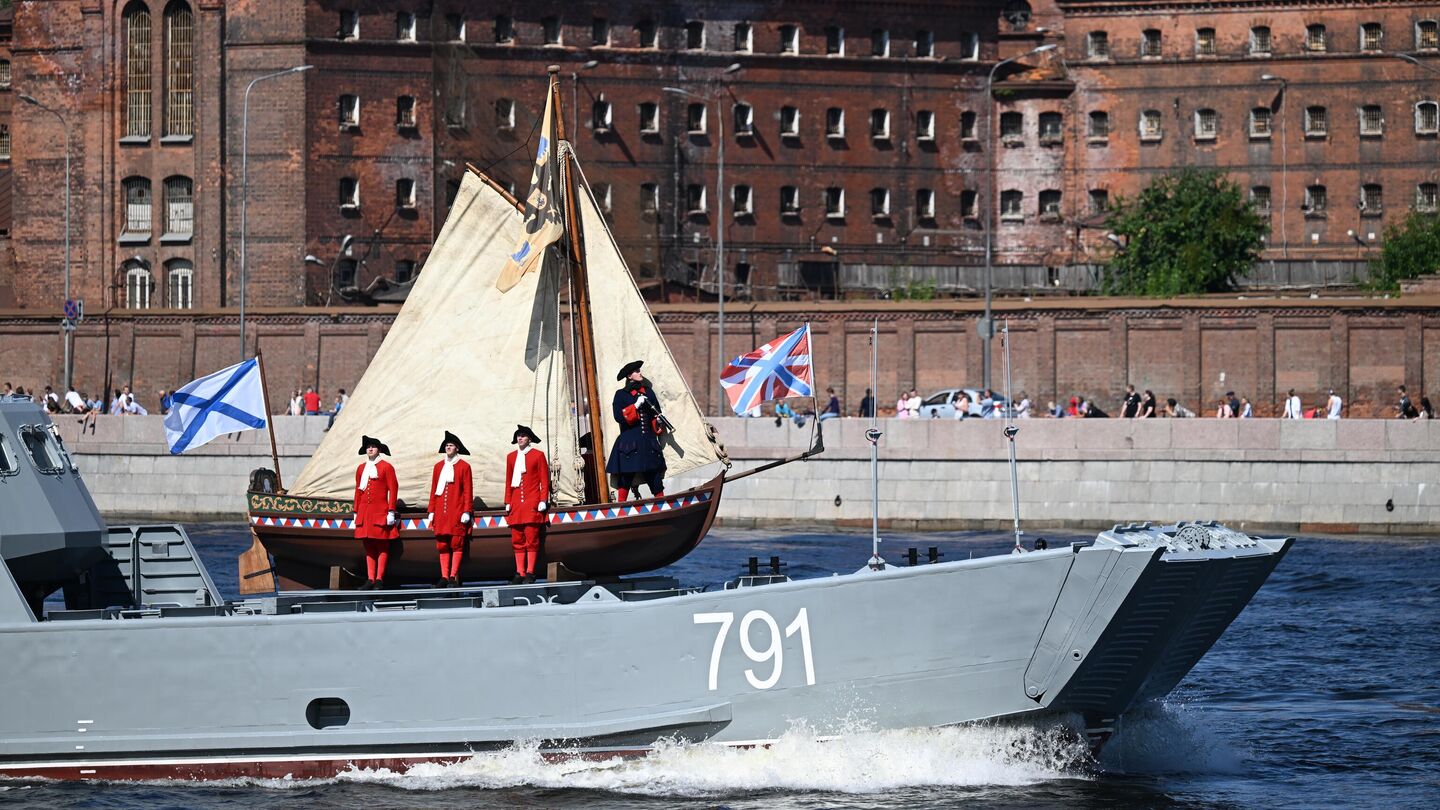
[{"xmin": 918, "ymin": 388, "xmax": 1009, "ymax": 419}]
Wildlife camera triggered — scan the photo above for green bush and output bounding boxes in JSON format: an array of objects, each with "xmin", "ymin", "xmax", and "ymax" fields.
[{"xmin": 1367, "ymin": 211, "xmax": 1440, "ymax": 292}]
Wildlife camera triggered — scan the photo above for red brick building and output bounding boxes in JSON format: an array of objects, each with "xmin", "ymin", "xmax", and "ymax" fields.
[{"xmin": 0, "ymin": 0, "xmax": 1437, "ymax": 316}]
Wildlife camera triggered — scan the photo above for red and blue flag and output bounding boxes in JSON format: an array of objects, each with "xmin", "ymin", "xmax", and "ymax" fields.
[{"xmin": 721, "ymin": 324, "xmax": 814, "ymax": 415}]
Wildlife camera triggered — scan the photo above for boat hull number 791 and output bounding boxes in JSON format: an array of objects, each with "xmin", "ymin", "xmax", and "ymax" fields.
[{"xmin": 693, "ymin": 608, "xmax": 816, "ymax": 691}]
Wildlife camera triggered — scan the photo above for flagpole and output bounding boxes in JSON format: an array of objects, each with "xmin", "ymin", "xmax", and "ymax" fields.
[{"xmin": 254, "ymin": 347, "xmax": 284, "ymax": 491}]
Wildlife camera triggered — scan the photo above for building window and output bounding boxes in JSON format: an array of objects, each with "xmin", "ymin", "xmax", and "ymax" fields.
[
  {"xmin": 339, "ymin": 9, "xmax": 359, "ymax": 40},
  {"xmin": 735, "ymin": 22, "xmax": 753, "ymax": 52},
  {"xmin": 637, "ymin": 19, "xmax": 656, "ymax": 48},
  {"xmin": 686, "ymin": 183, "xmax": 707, "ymax": 214},
  {"xmin": 1000, "ymin": 190, "xmax": 1024, "ymax": 221},
  {"xmin": 1360, "ymin": 105, "xmax": 1384, "ymax": 136},
  {"xmin": 592, "ymin": 100, "xmax": 612, "ymax": 132},
  {"xmin": 592, "ymin": 17, "xmax": 609, "ymax": 46},
  {"xmin": 124, "ymin": 3, "xmax": 152, "ymax": 138},
  {"xmin": 396, "ymin": 95, "xmax": 416, "ymax": 129},
  {"xmin": 871, "ymin": 28, "xmax": 889, "ymax": 57},
  {"xmin": 396, "ymin": 178, "xmax": 416, "ymax": 209},
  {"xmin": 1360, "ymin": 183, "xmax": 1383, "ymax": 215},
  {"xmin": 1251, "ymin": 26, "xmax": 1272, "ymax": 56},
  {"xmin": 960, "ymin": 111, "xmax": 977, "ymax": 140},
  {"xmin": 1087, "ymin": 31, "xmax": 1109, "ymax": 60},
  {"xmin": 1304, "ymin": 24, "xmax": 1326, "ymax": 52},
  {"xmin": 445, "ymin": 178, "xmax": 460, "ymax": 208},
  {"xmin": 444, "ymin": 13, "xmax": 465, "ymax": 42},
  {"xmin": 1417, "ymin": 182, "xmax": 1438, "ymax": 212},
  {"xmin": 126, "ymin": 264, "xmax": 152, "ymax": 309},
  {"xmin": 780, "ymin": 185, "xmax": 800, "ymax": 216},
  {"xmin": 826, "ymin": 25, "xmax": 844, "ymax": 56},
  {"xmin": 826, "ymin": 107, "xmax": 845, "ymax": 138},
  {"xmin": 1420, "ymin": 20, "xmax": 1440, "ymax": 50},
  {"xmin": 162, "ymin": 175, "xmax": 192, "ymax": 238},
  {"xmin": 639, "ymin": 101, "xmax": 659, "ymax": 134},
  {"xmin": 1088, "ymin": 111, "xmax": 1109, "ymax": 141},
  {"xmin": 1194, "ymin": 108, "xmax": 1218, "ymax": 140},
  {"xmin": 1250, "ymin": 107, "xmax": 1273, "ymax": 138},
  {"xmin": 961, "ymin": 31, "xmax": 979, "ymax": 60},
  {"xmin": 686, "ymin": 21, "xmax": 705, "ymax": 50},
  {"xmin": 1303, "ymin": 184, "xmax": 1327, "ymax": 215},
  {"xmin": 394, "ymin": 260, "xmax": 415, "ymax": 283},
  {"xmin": 336, "ymin": 259, "xmax": 357, "ymax": 288},
  {"xmin": 781, "ymin": 105, "xmax": 800, "ymax": 138},
  {"xmin": 916, "ymin": 188, "xmax": 935, "ymax": 220},
  {"xmin": 1088, "ymin": 189, "xmax": 1109, "ymax": 215},
  {"xmin": 445, "ymin": 94, "xmax": 465, "ymax": 128},
  {"xmin": 1251, "ymin": 186, "xmax": 1272, "ymax": 215},
  {"xmin": 595, "ymin": 183, "xmax": 612, "ymax": 215},
  {"xmin": 1361, "ymin": 23, "xmax": 1383, "ymax": 52},
  {"xmin": 734, "ymin": 103, "xmax": 754, "ymax": 135},
  {"xmin": 338, "ymin": 94, "xmax": 360, "ymax": 129},
  {"xmin": 780, "ymin": 24, "xmax": 799, "ymax": 54},
  {"xmin": 870, "ymin": 108, "xmax": 890, "ymax": 140},
  {"xmin": 1416, "ymin": 101, "xmax": 1439, "ymax": 134},
  {"xmin": 825, "ymin": 186, "xmax": 845, "ymax": 219},
  {"xmin": 163, "ymin": 2, "xmax": 194, "ymax": 138},
  {"xmin": 122, "ymin": 177, "xmax": 152, "ymax": 236},
  {"xmin": 396, "ymin": 11, "xmax": 416, "ymax": 42},
  {"xmin": 339, "ymin": 177, "xmax": 359, "ymax": 210},
  {"xmin": 495, "ymin": 15, "xmax": 513, "ymax": 44},
  {"xmin": 542, "ymin": 16, "xmax": 561, "ymax": 45},
  {"xmin": 733, "ymin": 184, "xmax": 753, "ymax": 216},
  {"xmin": 915, "ymin": 29, "xmax": 934, "ymax": 58},
  {"xmin": 1140, "ymin": 109, "xmax": 1163, "ymax": 141},
  {"xmin": 641, "ymin": 183, "xmax": 658, "ymax": 215},
  {"xmin": 687, "ymin": 103, "xmax": 707, "ymax": 134},
  {"xmin": 961, "ymin": 189, "xmax": 978, "ymax": 218},
  {"xmin": 0, "ymin": 125, "xmax": 8, "ymax": 161},
  {"xmin": 1039, "ymin": 111, "xmax": 1063, "ymax": 145},
  {"xmin": 1304, "ymin": 106, "xmax": 1328, "ymax": 137},
  {"xmin": 916, "ymin": 110, "xmax": 935, "ymax": 141},
  {"xmin": 1000, "ymin": 111, "xmax": 1023, "ymax": 143},
  {"xmin": 0, "ymin": 60, "xmax": 10, "ymax": 89},
  {"xmin": 1141, "ymin": 29, "xmax": 1161, "ymax": 58},
  {"xmin": 495, "ymin": 98, "xmax": 514, "ymax": 131},
  {"xmin": 166, "ymin": 260, "xmax": 193, "ymax": 309},
  {"xmin": 1196, "ymin": 27, "xmax": 1216, "ymax": 56},
  {"xmin": 1039, "ymin": 190, "xmax": 1062, "ymax": 221},
  {"xmin": 870, "ymin": 187, "xmax": 890, "ymax": 218}
]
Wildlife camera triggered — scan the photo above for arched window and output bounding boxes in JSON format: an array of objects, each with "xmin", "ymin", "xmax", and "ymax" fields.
[
  {"xmin": 166, "ymin": 260, "xmax": 193, "ymax": 309},
  {"xmin": 164, "ymin": 1, "xmax": 194, "ymax": 137},
  {"xmin": 163, "ymin": 176, "xmax": 193, "ymax": 238},
  {"xmin": 122, "ymin": 177, "xmax": 152, "ymax": 237},
  {"xmin": 124, "ymin": 3, "xmax": 153, "ymax": 138},
  {"xmin": 125, "ymin": 261, "xmax": 153, "ymax": 309}
]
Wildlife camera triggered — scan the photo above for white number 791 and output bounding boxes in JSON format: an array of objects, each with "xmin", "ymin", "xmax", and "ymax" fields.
[{"xmin": 693, "ymin": 608, "xmax": 816, "ymax": 691}]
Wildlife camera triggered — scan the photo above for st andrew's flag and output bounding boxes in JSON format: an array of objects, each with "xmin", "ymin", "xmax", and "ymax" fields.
[
  {"xmin": 720, "ymin": 324, "xmax": 815, "ymax": 416},
  {"xmin": 496, "ymin": 75, "xmax": 565, "ymax": 293},
  {"xmin": 163, "ymin": 358, "xmax": 268, "ymax": 455}
]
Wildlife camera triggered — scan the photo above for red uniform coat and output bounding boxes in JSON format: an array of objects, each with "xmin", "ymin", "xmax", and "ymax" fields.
[
  {"xmin": 353, "ymin": 459, "xmax": 398, "ymax": 540},
  {"xmin": 504, "ymin": 448, "xmax": 550, "ymax": 526},
  {"xmin": 428, "ymin": 458, "xmax": 474, "ymax": 537}
]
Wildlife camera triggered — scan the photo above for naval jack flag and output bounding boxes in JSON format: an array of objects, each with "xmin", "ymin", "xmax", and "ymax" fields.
[
  {"xmin": 720, "ymin": 324, "xmax": 815, "ymax": 416},
  {"xmin": 496, "ymin": 75, "xmax": 565, "ymax": 293},
  {"xmin": 163, "ymin": 358, "xmax": 269, "ymax": 455}
]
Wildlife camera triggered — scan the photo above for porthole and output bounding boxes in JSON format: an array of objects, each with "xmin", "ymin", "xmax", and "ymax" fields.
[{"xmin": 305, "ymin": 697, "xmax": 350, "ymax": 729}]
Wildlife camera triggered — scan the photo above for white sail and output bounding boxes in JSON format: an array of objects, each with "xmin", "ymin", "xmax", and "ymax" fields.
[
  {"xmin": 575, "ymin": 174, "xmax": 724, "ymax": 480},
  {"xmin": 289, "ymin": 173, "xmax": 581, "ymax": 506}
]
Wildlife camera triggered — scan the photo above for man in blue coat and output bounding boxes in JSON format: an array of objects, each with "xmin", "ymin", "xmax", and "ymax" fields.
[{"xmin": 606, "ymin": 360, "xmax": 666, "ymax": 501}]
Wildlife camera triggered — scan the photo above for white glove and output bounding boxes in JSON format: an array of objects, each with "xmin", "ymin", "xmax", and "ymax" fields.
[
  {"xmin": 353, "ymin": 513, "xmax": 359, "ymax": 523},
  {"xmin": 460, "ymin": 513, "xmax": 471, "ymax": 524},
  {"xmin": 635, "ymin": 395, "xmax": 648, "ymax": 407},
  {"xmin": 504, "ymin": 503, "xmax": 511, "ymax": 513},
  {"xmin": 427, "ymin": 513, "xmax": 434, "ymax": 523},
  {"xmin": 538, "ymin": 500, "xmax": 547, "ymax": 512},
  {"xmin": 386, "ymin": 511, "xmax": 395, "ymax": 526}
]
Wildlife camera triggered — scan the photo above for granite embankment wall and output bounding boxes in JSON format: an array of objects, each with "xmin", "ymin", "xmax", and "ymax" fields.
[{"xmin": 50, "ymin": 416, "xmax": 1440, "ymax": 535}]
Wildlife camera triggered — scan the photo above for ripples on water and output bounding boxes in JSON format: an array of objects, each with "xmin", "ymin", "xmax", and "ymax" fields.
[{"xmin": 4, "ymin": 528, "xmax": 1437, "ymax": 809}]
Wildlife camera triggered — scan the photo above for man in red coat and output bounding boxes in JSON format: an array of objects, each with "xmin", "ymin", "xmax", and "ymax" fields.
[
  {"xmin": 428, "ymin": 430, "xmax": 473, "ymax": 588},
  {"xmin": 504, "ymin": 424, "xmax": 549, "ymax": 584},
  {"xmin": 353, "ymin": 435, "xmax": 398, "ymax": 589}
]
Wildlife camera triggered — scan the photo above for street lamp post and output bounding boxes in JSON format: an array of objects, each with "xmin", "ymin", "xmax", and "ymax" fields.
[
  {"xmin": 240, "ymin": 64, "xmax": 313, "ymax": 361},
  {"xmin": 983, "ymin": 44, "xmax": 1055, "ymax": 392},
  {"xmin": 664, "ymin": 63, "xmax": 742, "ymax": 416},
  {"xmin": 19, "ymin": 94, "xmax": 73, "ymax": 390},
  {"xmin": 1260, "ymin": 74, "xmax": 1290, "ymax": 259}
]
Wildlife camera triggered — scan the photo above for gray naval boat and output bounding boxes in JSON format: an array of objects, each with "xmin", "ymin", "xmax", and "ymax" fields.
[{"xmin": 0, "ymin": 401, "xmax": 1292, "ymax": 780}]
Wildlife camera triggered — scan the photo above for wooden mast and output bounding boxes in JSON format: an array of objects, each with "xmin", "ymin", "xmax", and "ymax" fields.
[{"xmin": 550, "ymin": 65, "xmax": 611, "ymax": 503}]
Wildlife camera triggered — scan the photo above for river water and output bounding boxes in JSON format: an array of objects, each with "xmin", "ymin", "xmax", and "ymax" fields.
[{"xmin": 3, "ymin": 526, "xmax": 1437, "ymax": 809}]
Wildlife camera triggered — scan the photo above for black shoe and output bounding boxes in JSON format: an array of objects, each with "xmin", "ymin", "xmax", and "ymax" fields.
[
  {"xmin": 434, "ymin": 579, "xmax": 449, "ymax": 588},
  {"xmin": 449, "ymin": 577, "xmax": 461, "ymax": 588},
  {"xmin": 358, "ymin": 580, "xmax": 375, "ymax": 591},
  {"xmin": 522, "ymin": 574, "xmax": 536, "ymax": 585},
  {"xmin": 509, "ymin": 574, "xmax": 523, "ymax": 585},
  {"xmin": 373, "ymin": 579, "xmax": 385, "ymax": 591}
]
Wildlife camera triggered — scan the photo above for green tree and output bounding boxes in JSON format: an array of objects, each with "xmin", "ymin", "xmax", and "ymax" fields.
[
  {"xmin": 1101, "ymin": 168, "xmax": 1267, "ymax": 296},
  {"xmin": 1367, "ymin": 211, "xmax": 1440, "ymax": 292}
]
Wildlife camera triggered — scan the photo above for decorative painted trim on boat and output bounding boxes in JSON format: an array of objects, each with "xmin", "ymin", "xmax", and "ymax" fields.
[{"xmin": 249, "ymin": 491, "xmax": 713, "ymax": 531}]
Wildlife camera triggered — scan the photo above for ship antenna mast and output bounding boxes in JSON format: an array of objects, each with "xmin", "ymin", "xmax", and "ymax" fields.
[
  {"xmin": 867, "ymin": 318, "xmax": 884, "ymax": 570},
  {"xmin": 1002, "ymin": 319, "xmax": 1024, "ymax": 553}
]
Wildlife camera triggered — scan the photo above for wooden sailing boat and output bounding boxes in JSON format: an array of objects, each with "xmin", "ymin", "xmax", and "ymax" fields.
[{"xmin": 241, "ymin": 68, "xmax": 817, "ymax": 592}]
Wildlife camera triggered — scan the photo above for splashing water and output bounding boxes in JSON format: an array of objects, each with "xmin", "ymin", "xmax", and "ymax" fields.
[{"xmin": 1099, "ymin": 702, "xmax": 1247, "ymax": 776}]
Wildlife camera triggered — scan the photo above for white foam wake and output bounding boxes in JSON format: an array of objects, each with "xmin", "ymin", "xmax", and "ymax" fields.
[{"xmin": 1099, "ymin": 702, "xmax": 1246, "ymax": 775}]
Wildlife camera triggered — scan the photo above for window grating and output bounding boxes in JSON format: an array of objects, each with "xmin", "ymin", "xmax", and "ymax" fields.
[
  {"xmin": 165, "ymin": 2, "xmax": 194, "ymax": 137},
  {"xmin": 125, "ymin": 4, "xmax": 153, "ymax": 138}
]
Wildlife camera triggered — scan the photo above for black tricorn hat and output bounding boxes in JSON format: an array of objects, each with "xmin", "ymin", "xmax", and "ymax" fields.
[
  {"xmin": 358, "ymin": 435, "xmax": 391, "ymax": 455},
  {"xmin": 438, "ymin": 430, "xmax": 469, "ymax": 455},
  {"xmin": 616, "ymin": 360, "xmax": 644, "ymax": 381},
  {"xmin": 512, "ymin": 424, "xmax": 541, "ymax": 444}
]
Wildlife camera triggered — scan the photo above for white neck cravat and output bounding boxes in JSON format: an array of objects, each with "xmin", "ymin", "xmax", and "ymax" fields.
[
  {"xmin": 359, "ymin": 458, "xmax": 379, "ymax": 491},
  {"xmin": 510, "ymin": 446, "xmax": 528, "ymax": 487},
  {"xmin": 435, "ymin": 456, "xmax": 457, "ymax": 496}
]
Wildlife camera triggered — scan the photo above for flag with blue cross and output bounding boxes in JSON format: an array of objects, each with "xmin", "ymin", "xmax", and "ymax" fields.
[{"xmin": 163, "ymin": 358, "xmax": 269, "ymax": 455}]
